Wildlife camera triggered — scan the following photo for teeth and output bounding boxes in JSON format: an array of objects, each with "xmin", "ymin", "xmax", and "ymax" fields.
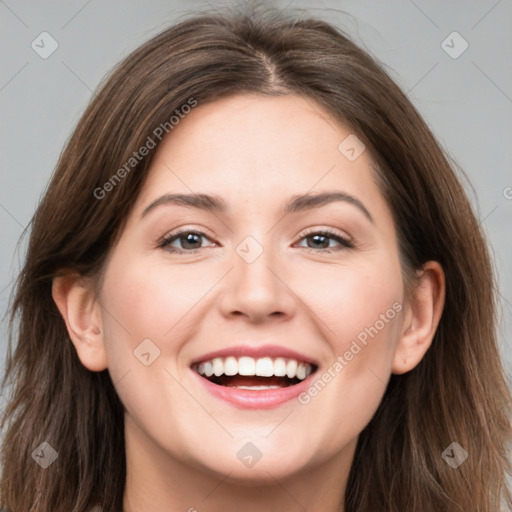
[
  {"xmin": 286, "ymin": 359, "xmax": 297, "ymax": 379},
  {"xmin": 255, "ymin": 357, "xmax": 274, "ymax": 377},
  {"xmin": 238, "ymin": 356, "xmax": 256, "ymax": 376},
  {"xmin": 224, "ymin": 356, "xmax": 238, "ymax": 376},
  {"xmin": 213, "ymin": 358, "xmax": 223, "ymax": 377},
  {"xmin": 274, "ymin": 357, "xmax": 287, "ymax": 376},
  {"xmin": 203, "ymin": 361, "xmax": 214, "ymax": 377},
  {"xmin": 194, "ymin": 356, "xmax": 314, "ymax": 381},
  {"xmin": 234, "ymin": 385, "xmax": 281, "ymax": 390}
]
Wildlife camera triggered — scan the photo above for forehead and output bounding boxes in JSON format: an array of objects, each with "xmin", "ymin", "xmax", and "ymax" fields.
[{"xmin": 133, "ymin": 93, "xmax": 389, "ymax": 223}]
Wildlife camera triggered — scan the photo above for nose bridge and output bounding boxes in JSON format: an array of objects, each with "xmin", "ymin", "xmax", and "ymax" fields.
[{"xmin": 220, "ymin": 232, "xmax": 295, "ymax": 321}]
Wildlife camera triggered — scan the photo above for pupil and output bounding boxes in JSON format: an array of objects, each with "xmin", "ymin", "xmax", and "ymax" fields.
[
  {"xmin": 310, "ymin": 234, "xmax": 327, "ymax": 248},
  {"xmin": 183, "ymin": 233, "xmax": 200, "ymax": 249}
]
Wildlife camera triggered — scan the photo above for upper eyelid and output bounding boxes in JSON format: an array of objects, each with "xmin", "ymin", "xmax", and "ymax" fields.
[
  {"xmin": 159, "ymin": 227, "xmax": 353, "ymax": 250},
  {"xmin": 300, "ymin": 226, "xmax": 352, "ymax": 241},
  {"xmin": 159, "ymin": 227, "xmax": 216, "ymax": 245},
  {"xmin": 157, "ymin": 228, "xmax": 216, "ymax": 250}
]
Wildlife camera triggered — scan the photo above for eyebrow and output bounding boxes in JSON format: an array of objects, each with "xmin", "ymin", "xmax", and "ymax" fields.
[{"xmin": 141, "ymin": 191, "xmax": 373, "ymax": 223}]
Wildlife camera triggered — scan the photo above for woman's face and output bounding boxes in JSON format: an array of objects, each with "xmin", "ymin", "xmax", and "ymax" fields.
[{"xmin": 97, "ymin": 93, "xmax": 408, "ymax": 481}]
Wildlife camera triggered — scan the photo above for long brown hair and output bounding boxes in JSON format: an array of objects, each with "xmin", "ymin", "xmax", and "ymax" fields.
[{"xmin": 1, "ymin": 3, "xmax": 511, "ymax": 511}]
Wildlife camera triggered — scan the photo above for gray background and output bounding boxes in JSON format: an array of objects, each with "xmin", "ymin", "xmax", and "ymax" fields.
[{"xmin": 1, "ymin": 0, "xmax": 511, "ymax": 414}]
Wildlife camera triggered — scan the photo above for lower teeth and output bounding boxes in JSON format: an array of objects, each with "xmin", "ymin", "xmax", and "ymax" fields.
[{"xmin": 232, "ymin": 385, "xmax": 282, "ymax": 390}]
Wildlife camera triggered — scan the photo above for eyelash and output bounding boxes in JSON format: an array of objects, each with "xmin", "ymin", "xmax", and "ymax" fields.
[{"xmin": 157, "ymin": 227, "xmax": 354, "ymax": 254}]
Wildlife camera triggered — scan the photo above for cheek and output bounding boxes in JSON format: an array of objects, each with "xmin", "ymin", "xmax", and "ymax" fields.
[
  {"xmin": 97, "ymin": 255, "xmax": 210, "ymax": 438},
  {"xmin": 100, "ymin": 254, "xmax": 205, "ymax": 341},
  {"xmin": 97, "ymin": 251, "xmax": 221, "ymax": 389},
  {"xmin": 294, "ymin": 256, "xmax": 403, "ymax": 433},
  {"xmin": 292, "ymin": 253, "xmax": 403, "ymax": 351}
]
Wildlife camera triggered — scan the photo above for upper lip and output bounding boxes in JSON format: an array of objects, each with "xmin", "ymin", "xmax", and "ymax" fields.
[{"xmin": 190, "ymin": 344, "xmax": 319, "ymax": 367}]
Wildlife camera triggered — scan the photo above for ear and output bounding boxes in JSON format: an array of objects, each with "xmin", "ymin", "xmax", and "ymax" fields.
[
  {"xmin": 52, "ymin": 273, "xmax": 108, "ymax": 372},
  {"xmin": 392, "ymin": 261, "xmax": 445, "ymax": 374}
]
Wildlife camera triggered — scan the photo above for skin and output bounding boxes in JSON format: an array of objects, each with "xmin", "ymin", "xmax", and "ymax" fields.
[{"xmin": 53, "ymin": 93, "xmax": 445, "ymax": 512}]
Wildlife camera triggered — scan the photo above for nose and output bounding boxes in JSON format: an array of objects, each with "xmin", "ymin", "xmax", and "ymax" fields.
[{"xmin": 218, "ymin": 237, "xmax": 297, "ymax": 324}]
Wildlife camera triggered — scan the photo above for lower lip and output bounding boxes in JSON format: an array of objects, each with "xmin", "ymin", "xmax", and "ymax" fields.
[{"xmin": 191, "ymin": 369, "xmax": 315, "ymax": 409}]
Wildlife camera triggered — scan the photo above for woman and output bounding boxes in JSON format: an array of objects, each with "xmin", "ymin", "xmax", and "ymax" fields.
[{"xmin": 1, "ymin": 4, "xmax": 511, "ymax": 511}]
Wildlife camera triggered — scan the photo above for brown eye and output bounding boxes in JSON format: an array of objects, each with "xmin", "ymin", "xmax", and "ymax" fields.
[
  {"xmin": 158, "ymin": 230, "xmax": 216, "ymax": 253},
  {"xmin": 296, "ymin": 229, "xmax": 354, "ymax": 253}
]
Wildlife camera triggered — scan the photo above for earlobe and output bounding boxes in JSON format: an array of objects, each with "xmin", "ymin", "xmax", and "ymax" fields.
[
  {"xmin": 392, "ymin": 261, "xmax": 445, "ymax": 375},
  {"xmin": 52, "ymin": 273, "xmax": 108, "ymax": 372}
]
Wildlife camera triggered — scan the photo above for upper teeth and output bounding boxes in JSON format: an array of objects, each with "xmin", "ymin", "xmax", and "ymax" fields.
[{"xmin": 195, "ymin": 356, "xmax": 313, "ymax": 381}]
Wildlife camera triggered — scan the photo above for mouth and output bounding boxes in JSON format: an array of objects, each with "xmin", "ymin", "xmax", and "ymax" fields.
[{"xmin": 191, "ymin": 356, "xmax": 318, "ymax": 390}]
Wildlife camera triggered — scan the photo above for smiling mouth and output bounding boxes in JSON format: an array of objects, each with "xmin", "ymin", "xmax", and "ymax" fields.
[{"xmin": 192, "ymin": 356, "xmax": 317, "ymax": 389}]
